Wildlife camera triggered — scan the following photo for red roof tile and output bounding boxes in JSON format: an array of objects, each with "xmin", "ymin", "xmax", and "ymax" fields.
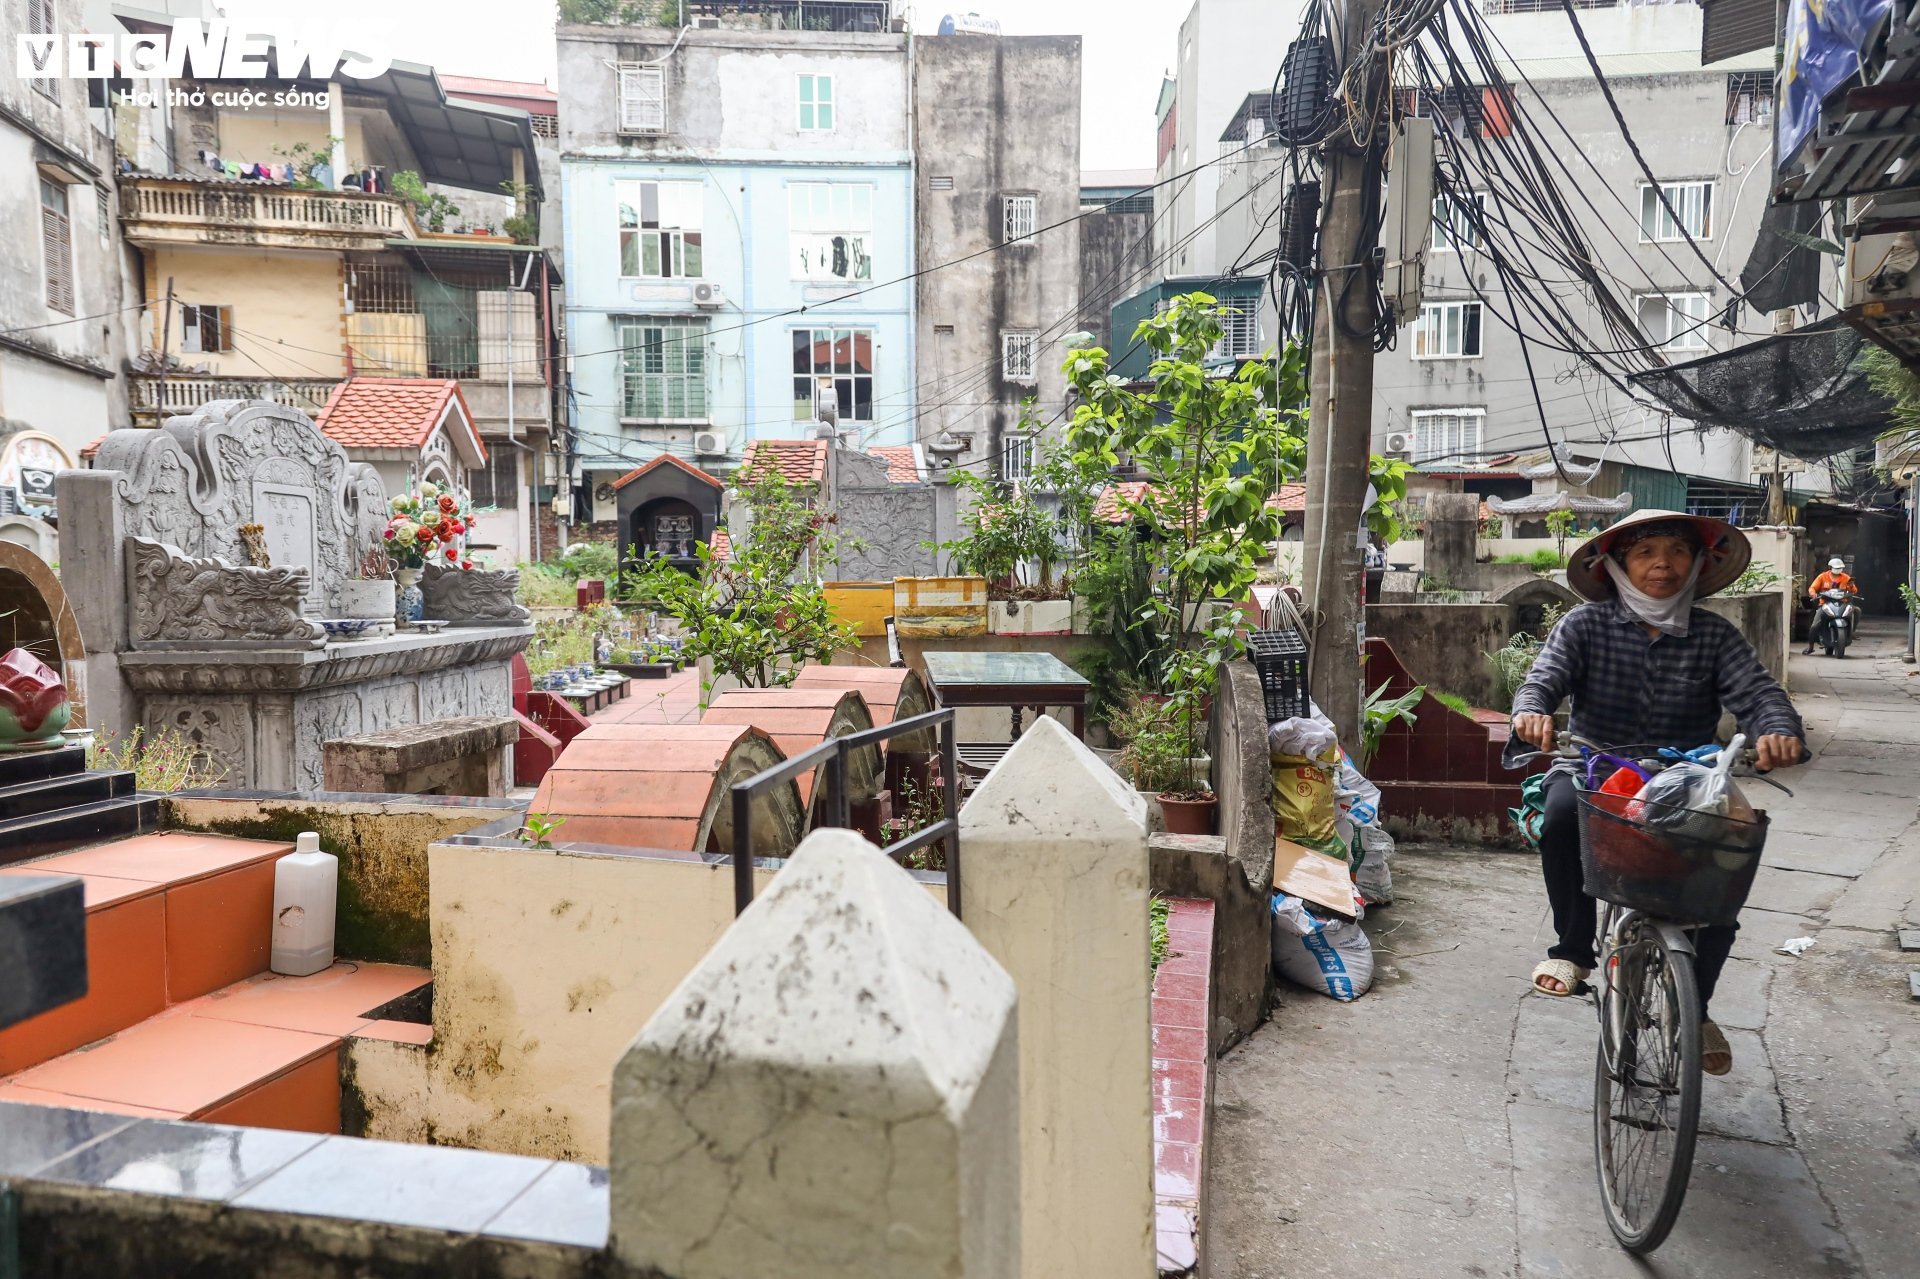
[
  {"xmin": 742, "ymin": 439, "xmax": 827, "ymax": 487},
  {"xmin": 868, "ymin": 446, "xmax": 920, "ymax": 484},
  {"xmin": 708, "ymin": 528, "xmax": 732, "ymax": 561},
  {"xmin": 79, "ymin": 434, "xmax": 106, "ymax": 461},
  {"xmin": 611, "ymin": 452, "xmax": 724, "ymax": 492},
  {"xmin": 1093, "ymin": 481, "xmax": 1159, "ymax": 524},
  {"xmin": 1267, "ymin": 482, "xmax": 1308, "ymax": 513},
  {"xmin": 316, "ymin": 378, "xmax": 485, "ymax": 462}
]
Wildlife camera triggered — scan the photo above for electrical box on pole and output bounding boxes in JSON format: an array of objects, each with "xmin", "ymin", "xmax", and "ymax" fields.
[{"xmin": 1381, "ymin": 116, "xmax": 1434, "ymax": 327}]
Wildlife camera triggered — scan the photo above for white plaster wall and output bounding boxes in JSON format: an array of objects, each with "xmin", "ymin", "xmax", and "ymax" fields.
[
  {"xmin": 0, "ymin": 350, "xmax": 112, "ymax": 463},
  {"xmin": 347, "ymin": 841, "xmax": 946, "ymax": 1162}
]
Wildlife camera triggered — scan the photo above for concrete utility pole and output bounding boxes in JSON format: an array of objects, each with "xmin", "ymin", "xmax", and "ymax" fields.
[{"xmin": 1301, "ymin": 0, "xmax": 1392, "ymax": 754}]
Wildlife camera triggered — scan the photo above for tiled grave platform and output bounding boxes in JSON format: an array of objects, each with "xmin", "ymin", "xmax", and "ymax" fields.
[{"xmin": 0, "ymin": 830, "xmax": 428, "ymax": 1131}]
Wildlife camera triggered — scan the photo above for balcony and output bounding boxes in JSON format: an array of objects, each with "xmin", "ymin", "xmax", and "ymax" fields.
[
  {"xmin": 119, "ymin": 178, "xmax": 419, "ymax": 252},
  {"xmin": 130, "ymin": 374, "xmax": 339, "ymax": 423},
  {"xmin": 682, "ymin": 0, "xmax": 897, "ymax": 32}
]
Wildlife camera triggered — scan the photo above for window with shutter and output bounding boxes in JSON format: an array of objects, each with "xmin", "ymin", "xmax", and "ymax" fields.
[
  {"xmin": 40, "ymin": 179, "xmax": 73, "ymax": 316},
  {"xmin": 618, "ymin": 65, "xmax": 666, "ymax": 135},
  {"xmin": 28, "ymin": 0, "xmax": 59, "ymax": 101},
  {"xmin": 469, "ymin": 452, "xmax": 519, "ymax": 509},
  {"xmin": 181, "ymin": 304, "xmax": 234, "ymax": 354}
]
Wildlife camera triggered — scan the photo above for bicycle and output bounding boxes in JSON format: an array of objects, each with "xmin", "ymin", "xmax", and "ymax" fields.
[{"xmin": 1508, "ymin": 733, "xmax": 1789, "ymax": 1253}]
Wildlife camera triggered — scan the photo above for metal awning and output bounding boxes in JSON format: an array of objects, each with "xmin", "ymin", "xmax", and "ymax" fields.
[
  {"xmin": 1702, "ymin": 0, "xmax": 1778, "ymax": 64},
  {"xmin": 384, "ymin": 240, "xmax": 563, "ymax": 286},
  {"xmin": 356, "ymin": 61, "xmax": 544, "ymax": 199}
]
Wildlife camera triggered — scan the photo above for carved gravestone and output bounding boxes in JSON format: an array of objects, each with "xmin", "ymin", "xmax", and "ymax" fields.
[
  {"xmin": 94, "ymin": 400, "xmax": 388, "ymax": 619},
  {"xmin": 1424, "ymin": 493, "xmax": 1481, "ymax": 591},
  {"xmin": 63, "ymin": 401, "xmax": 533, "ymax": 792}
]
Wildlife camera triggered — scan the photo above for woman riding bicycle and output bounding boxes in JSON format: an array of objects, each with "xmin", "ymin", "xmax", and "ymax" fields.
[{"xmin": 1509, "ymin": 510, "xmax": 1806, "ymax": 1076}]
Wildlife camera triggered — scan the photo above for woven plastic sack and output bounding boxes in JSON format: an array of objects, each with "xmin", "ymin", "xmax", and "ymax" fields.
[
  {"xmin": 1270, "ymin": 893, "xmax": 1374, "ymax": 1001},
  {"xmin": 1273, "ymin": 752, "xmax": 1339, "ymax": 846}
]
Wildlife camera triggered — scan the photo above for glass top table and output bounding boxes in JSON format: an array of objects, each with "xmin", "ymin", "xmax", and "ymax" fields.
[{"xmin": 921, "ymin": 650, "xmax": 1090, "ymax": 741}]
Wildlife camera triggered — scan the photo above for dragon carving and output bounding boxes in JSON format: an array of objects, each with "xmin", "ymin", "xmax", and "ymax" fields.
[
  {"xmin": 422, "ymin": 562, "xmax": 531, "ymax": 625},
  {"xmin": 127, "ymin": 537, "xmax": 325, "ymax": 648}
]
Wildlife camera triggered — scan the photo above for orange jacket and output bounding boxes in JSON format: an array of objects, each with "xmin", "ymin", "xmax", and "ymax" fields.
[{"xmin": 1808, "ymin": 570, "xmax": 1857, "ymax": 598}]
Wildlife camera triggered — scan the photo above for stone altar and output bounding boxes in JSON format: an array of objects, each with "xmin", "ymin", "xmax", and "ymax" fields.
[{"xmin": 58, "ymin": 401, "xmax": 533, "ymax": 791}]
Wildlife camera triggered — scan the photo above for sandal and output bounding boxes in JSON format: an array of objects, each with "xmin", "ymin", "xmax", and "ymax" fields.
[
  {"xmin": 1701, "ymin": 1020, "xmax": 1733, "ymax": 1077},
  {"xmin": 1532, "ymin": 959, "xmax": 1590, "ymax": 997}
]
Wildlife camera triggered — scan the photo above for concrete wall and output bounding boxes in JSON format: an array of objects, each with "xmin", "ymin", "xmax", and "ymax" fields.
[
  {"xmin": 1703, "ymin": 590, "xmax": 1785, "ymax": 686},
  {"xmin": 0, "ymin": 0, "xmax": 126, "ymax": 457},
  {"xmin": 1079, "ymin": 206, "xmax": 1154, "ymax": 350},
  {"xmin": 140, "ymin": 248, "xmax": 349, "ymax": 380},
  {"xmin": 912, "ymin": 35, "xmax": 1081, "ymax": 472},
  {"xmin": 1368, "ymin": 603, "xmax": 1515, "ymax": 709},
  {"xmin": 347, "ymin": 837, "xmax": 947, "ymax": 1161},
  {"xmin": 160, "ymin": 793, "xmax": 521, "ymax": 966}
]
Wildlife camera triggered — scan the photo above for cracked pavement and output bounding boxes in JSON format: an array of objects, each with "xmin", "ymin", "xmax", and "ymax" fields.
[{"xmin": 1209, "ymin": 619, "xmax": 1920, "ymax": 1278}]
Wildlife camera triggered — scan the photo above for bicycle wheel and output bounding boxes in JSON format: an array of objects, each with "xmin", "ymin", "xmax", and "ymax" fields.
[{"xmin": 1592, "ymin": 921, "xmax": 1702, "ymax": 1253}]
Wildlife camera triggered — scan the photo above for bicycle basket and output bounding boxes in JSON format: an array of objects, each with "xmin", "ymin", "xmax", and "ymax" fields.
[{"xmin": 1575, "ymin": 787, "xmax": 1769, "ymax": 927}]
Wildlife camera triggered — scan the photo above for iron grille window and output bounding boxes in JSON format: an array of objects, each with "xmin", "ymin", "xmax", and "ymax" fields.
[
  {"xmin": 1410, "ymin": 409, "xmax": 1484, "ymax": 466},
  {"xmin": 792, "ymin": 327, "xmax": 875, "ymax": 422},
  {"xmin": 346, "ymin": 258, "xmax": 416, "ymax": 313},
  {"xmin": 620, "ymin": 318, "xmax": 709, "ymax": 420},
  {"xmin": 618, "ymin": 65, "xmax": 666, "ymax": 135},
  {"xmin": 1726, "ymin": 72, "xmax": 1774, "ymax": 125},
  {"xmin": 1002, "ymin": 330, "xmax": 1039, "ymax": 383},
  {"xmin": 1002, "ymin": 194, "xmax": 1038, "ymax": 244},
  {"xmin": 1412, "ymin": 302, "xmax": 1483, "ymax": 358},
  {"xmin": 469, "ymin": 450, "xmax": 520, "ymax": 509},
  {"xmin": 618, "ymin": 180, "xmax": 704, "ymax": 278},
  {"xmin": 529, "ymin": 113, "xmax": 559, "ymax": 140},
  {"xmin": 1639, "ymin": 181, "xmax": 1713, "ymax": 242},
  {"xmin": 39, "ymin": 179, "xmax": 73, "ymax": 316}
]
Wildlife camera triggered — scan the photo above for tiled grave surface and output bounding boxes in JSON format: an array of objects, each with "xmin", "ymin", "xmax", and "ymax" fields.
[
  {"xmin": 1153, "ymin": 897, "xmax": 1215, "ymax": 1276},
  {"xmin": 0, "ymin": 1102, "xmax": 610, "ymax": 1252},
  {"xmin": 0, "ymin": 962, "xmax": 428, "ymax": 1128}
]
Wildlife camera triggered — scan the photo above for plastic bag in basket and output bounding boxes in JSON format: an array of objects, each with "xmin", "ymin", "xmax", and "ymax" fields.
[{"xmin": 1629, "ymin": 735, "xmax": 1757, "ymax": 837}]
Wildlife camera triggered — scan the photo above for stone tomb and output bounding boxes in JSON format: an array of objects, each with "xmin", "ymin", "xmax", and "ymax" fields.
[{"xmin": 58, "ymin": 401, "xmax": 533, "ymax": 791}]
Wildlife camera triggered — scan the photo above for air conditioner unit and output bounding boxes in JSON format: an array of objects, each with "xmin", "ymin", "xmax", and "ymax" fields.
[
  {"xmin": 694, "ymin": 430, "xmax": 727, "ymax": 457},
  {"xmin": 1844, "ymin": 212, "xmax": 1920, "ymax": 365},
  {"xmin": 692, "ymin": 281, "xmax": 725, "ymax": 308},
  {"xmin": 1385, "ymin": 431, "xmax": 1413, "ymax": 458}
]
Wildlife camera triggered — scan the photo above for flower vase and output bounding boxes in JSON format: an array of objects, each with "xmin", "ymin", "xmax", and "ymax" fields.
[{"xmin": 395, "ymin": 567, "xmax": 425, "ymax": 623}]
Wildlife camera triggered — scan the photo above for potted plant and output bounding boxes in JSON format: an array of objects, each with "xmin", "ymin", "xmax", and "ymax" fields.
[
  {"xmin": 340, "ymin": 546, "xmax": 397, "ymax": 620},
  {"xmin": 1111, "ymin": 692, "xmax": 1214, "ymax": 834},
  {"xmin": 384, "ymin": 480, "xmax": 475, "ymax": 622}
]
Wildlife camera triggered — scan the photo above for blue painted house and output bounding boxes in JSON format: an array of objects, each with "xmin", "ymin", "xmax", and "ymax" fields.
[{"xmin": 557, "ymin": 9, "xmax": 914, "ymax": 531}]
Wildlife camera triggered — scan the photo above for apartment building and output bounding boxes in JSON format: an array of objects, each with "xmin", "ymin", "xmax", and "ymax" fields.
[{"xmin": 556, "ymin": 0, "xmax": 915, "ymax": 530}]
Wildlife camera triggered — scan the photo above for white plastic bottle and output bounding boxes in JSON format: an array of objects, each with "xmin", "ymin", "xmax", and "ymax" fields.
[{"xmin": 270, "ymin": 832, "xmax": 338, "ymax": 977}]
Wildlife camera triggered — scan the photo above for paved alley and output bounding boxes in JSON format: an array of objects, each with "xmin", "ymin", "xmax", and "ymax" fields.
[{"xmin": 1211, "ymin": 619, "xmax": 1920, "ymax": 1278}]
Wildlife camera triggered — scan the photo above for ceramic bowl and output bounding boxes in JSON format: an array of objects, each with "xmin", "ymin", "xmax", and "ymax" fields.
[{"xmin": 320, "ymin": 618, "xmax": 379, "ymax": 639}]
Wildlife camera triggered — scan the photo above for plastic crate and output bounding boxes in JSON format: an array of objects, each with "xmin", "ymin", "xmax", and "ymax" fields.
[{"xmin": 1248, "ymin": 629, "xmax": 1310, "ymax": 724}]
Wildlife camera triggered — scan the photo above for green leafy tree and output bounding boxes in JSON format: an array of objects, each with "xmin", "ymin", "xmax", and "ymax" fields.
[
  {"xmin": 1062, "ymin": 293, "xmax": 1307, "ymax": 790},
  {"xmin": 622, "ymin": 470, "xmax": 857, "ymax": 691},
  {"xmin": 1545, "ymin": 507, "xmax": 1578, "ymax": 560}
]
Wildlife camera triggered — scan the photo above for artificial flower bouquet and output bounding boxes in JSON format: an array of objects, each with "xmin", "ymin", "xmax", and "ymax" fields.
[{"xmin": 384, "ymin": 481, "xmax": 475, "ymax": 571}]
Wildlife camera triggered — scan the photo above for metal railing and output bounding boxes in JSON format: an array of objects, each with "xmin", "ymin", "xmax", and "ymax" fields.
[
  {"xmin": 122, "ymin": 178, "xmax": 417, "ymax": 238},
  {"xmin": 730, "ymin": 707, "xmax": 960, "ymax": 919}
]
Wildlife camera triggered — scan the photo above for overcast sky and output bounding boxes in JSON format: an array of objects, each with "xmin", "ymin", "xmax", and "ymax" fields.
[{"xmin": 216, "ymin": 0, "xmax": 1182, "ymax": 171}]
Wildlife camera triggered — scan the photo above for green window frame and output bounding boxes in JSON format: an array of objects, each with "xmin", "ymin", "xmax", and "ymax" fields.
[
  {"xmin": 619, "ymin": 318, "xmax": 709, "ymax": 421},
  {"xmin": 798, "ymin": 74, "xmax": 835, "ymax": 131}
]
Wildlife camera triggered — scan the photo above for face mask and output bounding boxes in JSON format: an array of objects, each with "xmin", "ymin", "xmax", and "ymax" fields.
[{"xmin": 1601, "ymin": 553, "xmax": 1705, "ymax": 637}]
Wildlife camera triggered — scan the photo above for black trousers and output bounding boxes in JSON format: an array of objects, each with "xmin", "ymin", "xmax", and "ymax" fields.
[{"xmin": 1538, "ymin": 770, "xmax": 1735, "ymax": 1014}]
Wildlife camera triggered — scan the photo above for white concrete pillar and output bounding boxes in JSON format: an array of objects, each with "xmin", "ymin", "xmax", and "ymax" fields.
[
  {"xmin": 609, "ymin": 828, "xmax": 1020, "ymax": 1279},
  {"xmin": 327, "ymin": 84, "xmax": 347, "ymax": 188},
  {"xmin": 959, "ymin": 715, "xmax": 1155, "ymax": 1278}
]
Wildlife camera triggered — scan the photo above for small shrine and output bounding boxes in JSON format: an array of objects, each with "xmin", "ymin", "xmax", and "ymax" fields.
[{"xmin": 611, "ymin": 453, "xmax": 726, "ymax": 570}]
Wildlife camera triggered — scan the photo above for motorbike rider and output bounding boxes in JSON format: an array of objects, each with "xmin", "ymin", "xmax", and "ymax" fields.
[
  {"xmin": 1509, "ymin": 510, "xmax": 1806, "ymax": 1078},
  {"xmin": 1803, "ymin": 557, "xmax": 1859, "ymax": 656}
]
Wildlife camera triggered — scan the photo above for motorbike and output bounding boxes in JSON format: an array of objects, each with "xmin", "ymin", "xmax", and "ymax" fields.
[{"xmin": 1813, "ymin": 588, "xmax": 1860, "ymax": 658}]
